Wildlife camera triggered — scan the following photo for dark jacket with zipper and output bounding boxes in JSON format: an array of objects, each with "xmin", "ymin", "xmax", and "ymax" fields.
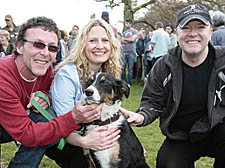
[{"xmin": 136, "ymin": 43, "xmax": 225, "ymax": 142}]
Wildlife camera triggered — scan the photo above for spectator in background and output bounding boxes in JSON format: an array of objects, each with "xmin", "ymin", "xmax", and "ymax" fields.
[
  {"xmin": 136, "ymin": 29, "xmax": 150, "ymax": 83},
  {"xmin": 144, "ymin": 31, "xmax": 153, "ymax": 82},
  {"xmin": 60, "ymin": 30, "xmax": 68, "ymax": 60},
  {"xmin": 116, "ymin": 31, "xmax": 123, "ymax": 53},
  {"xmin": 151, "ymin": 22, "xmax": 170, "ymax": 65},
  {"xmin": 3, "ymin": 15, "xmax": 19, "ymax": 47},
  {"xmin": 68, "ymin": 25, "xmax": 79, "ymax": 52},
  {"xmin": 165, "ymin": 23, "xmax": 177, "ymax": 49},
  {"xmin": 101, "ymin": 11, "xmax": 118, "ymax": 36},
  {"xmin": 121, "ymin": 19, "xmax": 139, "ymax": 86},
  {"xmin": 53, "ymin": 30, "xmax": 68, "ymax": 67},
  {"xmin": 0, "ymin": 29, "xmax": 14, "ymax": 57},
  {"xmin": 211, "ymin": 11, "xmax": 225, "ymax": 46}
]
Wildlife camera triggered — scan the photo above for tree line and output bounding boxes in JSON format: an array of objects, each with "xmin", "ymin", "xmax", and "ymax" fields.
[{"xmin": 95, "ymin": 0, "xmax": 225, "ymax": 31}]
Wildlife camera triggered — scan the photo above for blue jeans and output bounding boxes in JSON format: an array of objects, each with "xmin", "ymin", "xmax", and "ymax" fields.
[
  {"xmin": 0, "ymin": 109, "xmax": 56, "ymax": 168},
  {"xmin": 121, "ymin": 51, "xmax": 136, "ymax": 85},
  {"xmin": 144, "ymin": 57, "xmax": 153, "ymax": 77}
]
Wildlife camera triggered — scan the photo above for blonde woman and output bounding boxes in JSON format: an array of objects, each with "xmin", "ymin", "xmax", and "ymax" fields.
[
  {"xmin": 49, "ymin": 19, "xmax": 122, "ymax": 167},
  {"xmin": 0, "ymin": 29, "xmax": 14, "ymax": 56}
]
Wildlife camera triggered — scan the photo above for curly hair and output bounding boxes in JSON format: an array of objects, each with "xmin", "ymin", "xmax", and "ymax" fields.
[
  {"xmin": 54, "ymin": 18, "xmax": 122, "ymax": 89},
  {"xmin": 14, "ymin": 16, "xmax": 60, "ymax": 57}
]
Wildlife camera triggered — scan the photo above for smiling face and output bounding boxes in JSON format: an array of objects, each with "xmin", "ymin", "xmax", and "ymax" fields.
[
  {"xmin": 176, "ymin": 20, "xmax": 212, "ymax": 60},
  {"xmin": 85, "ymin": 25, "xmax": 111, "ymax": 73},
  {"xmin": 16, "ymin": 27, "xmax": 58, "ymax": 78}
]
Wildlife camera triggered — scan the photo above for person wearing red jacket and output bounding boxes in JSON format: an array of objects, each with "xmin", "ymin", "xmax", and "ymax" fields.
[{"xmin": 0, "ymin": 16, "xmax": 119, "ymax": 168}]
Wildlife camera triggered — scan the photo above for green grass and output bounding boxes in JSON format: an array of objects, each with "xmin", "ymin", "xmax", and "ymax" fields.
[{"xmin": 0, "ymin": 81, "xmax": 214, "ymax": 167}]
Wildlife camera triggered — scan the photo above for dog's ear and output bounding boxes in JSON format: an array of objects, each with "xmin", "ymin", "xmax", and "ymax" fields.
[{"xmin": 116, "ymin": 79, "xmax": 130, "ymax": 98}]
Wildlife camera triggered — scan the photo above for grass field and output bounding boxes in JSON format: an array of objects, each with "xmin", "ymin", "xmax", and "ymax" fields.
[{"xmin": 1, "ymin": 81, "xmax": 214, "ymax": 167}]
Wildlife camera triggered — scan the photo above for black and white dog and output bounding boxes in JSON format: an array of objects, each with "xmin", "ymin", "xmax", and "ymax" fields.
[{"xmin": 84, "ymin": 72, "xmax": 150, "ymax": 168}]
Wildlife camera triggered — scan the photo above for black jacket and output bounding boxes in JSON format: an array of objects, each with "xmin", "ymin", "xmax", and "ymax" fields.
[
  {"xmin": 3, "ymin": 24, "xmax": 19, "ymax": 45},
  {"xmin": 137, "ymin": 43, "xmax": 225, "ymax": 142},
  {"xmin": 136, "ymin": 37, "xmax": 151, "ymax": 56}
]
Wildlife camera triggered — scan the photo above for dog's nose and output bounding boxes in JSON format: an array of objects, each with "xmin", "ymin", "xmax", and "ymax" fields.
[{"xmin": 85, "ymin": 88, "xmax": 94, "ymax": 96}]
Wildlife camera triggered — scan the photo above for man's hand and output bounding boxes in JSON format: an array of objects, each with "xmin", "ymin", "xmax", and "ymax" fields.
[
  {"xmin": 72, "ymin": 100, "xmax": 102, "ymax": 124},
  {"xmin": 120, "ymin": 107, "xmax": 144, "ymax": 126},
  {"xmin": 27, "ymin": 93, "xmax": 49, "ymax": 113},
  {"xmin": 121, "ymin": 37, "xmax": 128, "ymax": 44}
]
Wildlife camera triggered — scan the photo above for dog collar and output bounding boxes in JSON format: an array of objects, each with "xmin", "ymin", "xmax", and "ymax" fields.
[{"xmin": 92, "ymin": 112, "xmax": 120, "ymax": 126}]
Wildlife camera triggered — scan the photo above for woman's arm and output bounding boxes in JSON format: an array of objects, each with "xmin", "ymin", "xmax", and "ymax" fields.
[{"xmin": 66, "ymin": 126, "xmax": 121, "ymax": 150}]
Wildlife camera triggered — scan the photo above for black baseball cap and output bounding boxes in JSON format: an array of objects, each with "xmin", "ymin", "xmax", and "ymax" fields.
[{"xmin": 176, "ymin": 4, "xmax": 211, "ymax": 28}]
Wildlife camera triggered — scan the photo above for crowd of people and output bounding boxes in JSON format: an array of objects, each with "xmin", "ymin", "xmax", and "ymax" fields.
[
  {"xmin": 1, "ymin": 4, "xmax": 225, "ymax": 168},
  {"xmin": 0, "ymin": 15, "xmax": 19, "ymax": 57}
]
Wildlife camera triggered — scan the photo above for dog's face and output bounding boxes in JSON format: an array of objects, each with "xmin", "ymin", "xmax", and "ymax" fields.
[{"xmin": 84, "ymin": 72, "xmax": 130, "ymax": 105}]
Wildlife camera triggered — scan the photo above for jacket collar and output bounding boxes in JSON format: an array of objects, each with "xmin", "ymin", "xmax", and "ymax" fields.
[
  {"xmin": 165, "ymin": 42, "xmax": 225, "ymax": 71},
  {"xmin": 212, "ymin": 44, "xmax": 225, "ymax": 71}
]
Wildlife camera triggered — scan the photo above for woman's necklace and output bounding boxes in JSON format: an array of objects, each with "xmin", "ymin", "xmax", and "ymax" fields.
[{"xmin": 15, "ymin": 60, "xmax": 38, "ymax": 100}]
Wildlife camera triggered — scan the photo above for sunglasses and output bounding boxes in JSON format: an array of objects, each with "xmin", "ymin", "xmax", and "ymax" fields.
[
  {"xmin": 23, "ymin": 39, "xmax": 59, "ymax": 53},
  {"xmin": 5, "ymin": 19, "xmax": 10, "ymax": 22}
]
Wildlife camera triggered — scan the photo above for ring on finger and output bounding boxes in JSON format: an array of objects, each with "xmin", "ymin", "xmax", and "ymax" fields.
[{"xmin": 95, "ymin": 114, "xmax": 98, "ymax": 118}]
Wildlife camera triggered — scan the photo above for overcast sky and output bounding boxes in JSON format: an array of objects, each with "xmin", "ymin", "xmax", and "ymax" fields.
[{"xmin": 0, "ymin": 0, "xmax": 124, "ymax": 33}]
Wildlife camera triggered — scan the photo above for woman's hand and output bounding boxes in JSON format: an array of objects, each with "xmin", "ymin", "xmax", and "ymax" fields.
[
  {"xmin": 120, "ymin": 107, "xmax": 144, "ymax": 126},
  {"xmin": 82, "ymin": 126, "xmax": 121, "ymax": 151}
]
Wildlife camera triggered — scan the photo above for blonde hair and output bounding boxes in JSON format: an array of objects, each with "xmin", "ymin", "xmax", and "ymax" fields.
[
  {"xmin": 0, "ymin": 29, "xmax": 10, "ymax": 40},
  {"xmin": 55, "ymin": 19, "xmax": 122, "ymax": 88}
]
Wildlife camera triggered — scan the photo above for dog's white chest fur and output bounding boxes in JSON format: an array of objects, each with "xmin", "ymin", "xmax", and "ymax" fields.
[
  {"xmin": 93, "ymin": 143, "xmax": 121, "ymax": 168},
  {"xmin": 86, "ymin": 101, "xmax": 125, "ymax": 168},
  {"xmin": 86, "ymin": 101, "xmax": 124, "ymax": 130}
]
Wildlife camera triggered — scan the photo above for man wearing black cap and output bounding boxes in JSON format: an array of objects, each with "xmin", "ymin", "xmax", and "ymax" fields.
[
  {"xmin": 120, "ymin": 4, "xmax": 225, "ymax": 168},
  {"xmin": 101, "ymin": 11, "xmax": 118, "ymax": 35},
  {"xmin": 101, "ymin": 11, "xmax": 110, "ymax": 23}
]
